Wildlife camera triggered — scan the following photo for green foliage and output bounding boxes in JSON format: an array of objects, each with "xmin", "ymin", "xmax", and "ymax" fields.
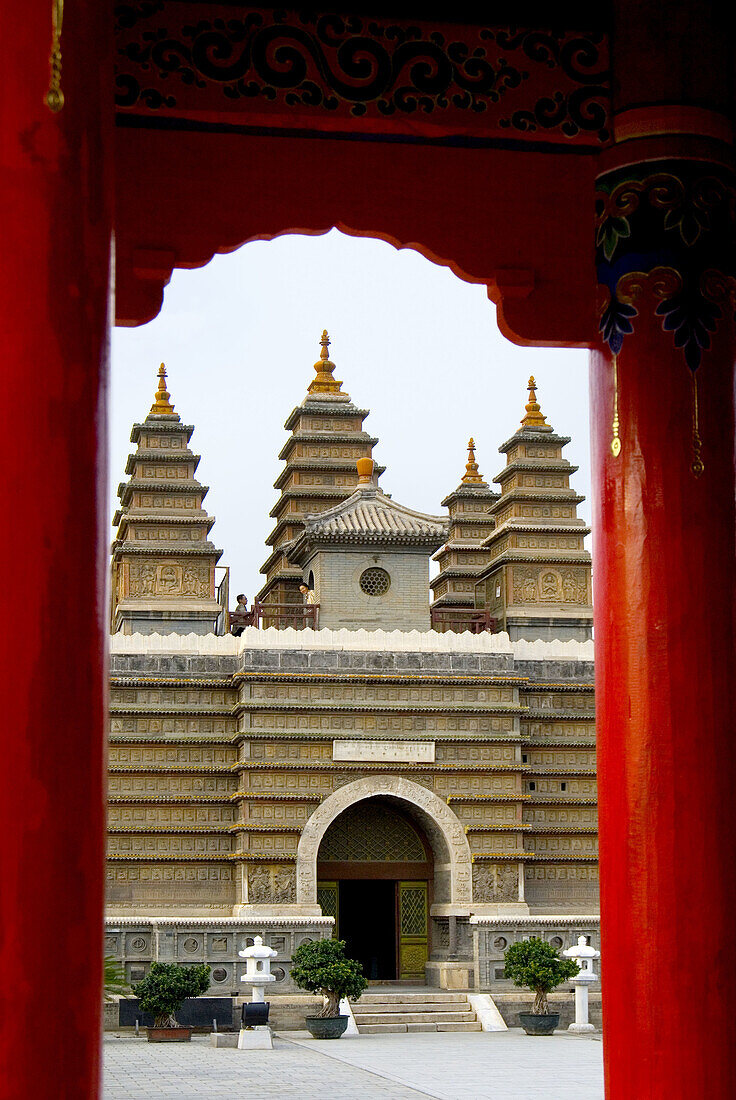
[
  {"xmin": 104, "ymin": 956, "xmax": 130, "ymax": 1002},
  {"xmin": 133, "ymin": 962, "xmax": 211, "ymax": 1028},
  {"xmin": 504, "ymin": 937, "xmax": 580, "ymax": 1015},
  {"xmin": 290, "ymin": 938, "xmax": 368, "ymax": 1018}
]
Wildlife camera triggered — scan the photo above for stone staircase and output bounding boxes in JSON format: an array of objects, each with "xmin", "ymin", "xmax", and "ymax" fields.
[{"xmin": 352, "ymin": 991, "xmax": 481, "ymax": 1034}]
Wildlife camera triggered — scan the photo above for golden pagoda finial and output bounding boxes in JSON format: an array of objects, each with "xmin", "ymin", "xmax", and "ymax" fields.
[
  {"xmin": 308, "ymin": 329, "xmax": 344, "ymax": 395},
  {"xmin": 356, "ymin": 457, "xmax": 374, "ymax": 485},
  {"xmin": 149, "ymin": 362, "xmax": 176, "ymax": 415},
  {"xmin": 520, "ymin": 376, "xmax": 547, "ymax": 428},
  {"xmin": 461, "ymin": 437, "xmax": 486, "ymax": 484}
]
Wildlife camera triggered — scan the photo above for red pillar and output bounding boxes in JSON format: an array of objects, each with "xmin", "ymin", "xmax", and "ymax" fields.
[
  {"xmin": 0, "ymin": 4, "xmax": 111, "ymax": 1098},
  {"xmin": 592, "ymin": 140, "xmax": 736, "ymax": 1095}
]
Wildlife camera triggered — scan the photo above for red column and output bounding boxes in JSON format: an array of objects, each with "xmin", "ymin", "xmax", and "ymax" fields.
[
  {"xmin": 592, "ymin": 145, "xmax": 736, "ymax": 1096},
  {"xmin": 0, "ymin": 4, "xmax": 111, "ymax": 1098}
]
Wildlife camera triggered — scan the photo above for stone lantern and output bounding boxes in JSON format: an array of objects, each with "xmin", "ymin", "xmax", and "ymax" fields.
[
  {"xmin": 237, "ymin": 935, "xmax": 278, "ymax": 1050},
  {"xmin": 563, "ymin": 935, "xmax": 600, "ymax": 1032},
  {"xmin": 239, "ymin": 935, "xmax": 277, "ymax": 1003}
]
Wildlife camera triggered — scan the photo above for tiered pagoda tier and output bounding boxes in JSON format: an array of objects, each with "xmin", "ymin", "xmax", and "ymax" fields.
[
  {"xmin": 257, "ymin": 332, "xmax": 385, "ymax": 607},
  {"xmin": 430, "ymin": 439, "xmax": 498, "ymax": 611},
  {"xmin": 288, "ymin": 457, "xmax": 448, "ymax": 631},
  {"xmin": 111, "ymin": 365, "xmax": 222, "ymax": 635},
  {"xmin": 476, "ymin": 379, "xmax": 593, "ymax": 642}
]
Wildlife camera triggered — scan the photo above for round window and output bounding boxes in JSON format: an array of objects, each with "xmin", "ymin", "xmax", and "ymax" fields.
[
  {"xmin": 211, "ymin": 967, "xmax": 228, "ymax": 983},
  {"xmin": 360, "ymin": 567, "xmax": 391, "ymax": 596}
]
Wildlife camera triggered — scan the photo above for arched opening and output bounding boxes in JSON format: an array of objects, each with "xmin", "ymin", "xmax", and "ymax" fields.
[
  {"xmin": 316, "ymin": 798, "xmax": 433, "ymax": 982},
  {"xmin": 296, "ymin": 776, "xmax": 473, "ymax": 983}
]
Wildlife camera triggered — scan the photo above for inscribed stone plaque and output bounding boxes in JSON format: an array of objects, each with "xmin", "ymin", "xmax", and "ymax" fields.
[{"xmin": 332, "ymin": 740, "xmax": 435, "ymax": 763}]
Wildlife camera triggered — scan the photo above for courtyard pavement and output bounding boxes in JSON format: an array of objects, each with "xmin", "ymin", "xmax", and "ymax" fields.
[{"xmin": 104, "ymin": 1030, "xmax": 604, "ymax": 1100}]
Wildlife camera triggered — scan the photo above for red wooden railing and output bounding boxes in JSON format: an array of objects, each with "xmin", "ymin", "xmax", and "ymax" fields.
[
  {"xmin": 230, "ymin": 599, "xmax": 319, "ymax": 632},
  {"xmin": 430, "ymin": 607, "xmax": 496, "ymax": 634}
]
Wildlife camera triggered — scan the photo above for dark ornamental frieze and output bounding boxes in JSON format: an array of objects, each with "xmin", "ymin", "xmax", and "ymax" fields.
[
  {"xmin": 114, "ymin": 3, "xmax": 609, "ymax": 145},
  {"xmin": 596, "ymin": 162, "xmax": 736, "ymax": 371},
  {"xmin": 595, "ymin": 160, "xmax": 736, "ymax": 474}
]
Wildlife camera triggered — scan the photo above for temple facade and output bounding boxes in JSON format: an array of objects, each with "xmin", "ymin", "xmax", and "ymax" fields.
[{"xmin": 105, "ymin": 343, "xmax": 598, "ymax": 998}]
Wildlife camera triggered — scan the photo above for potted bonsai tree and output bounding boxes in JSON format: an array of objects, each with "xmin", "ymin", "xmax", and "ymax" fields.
[
  {"xmin": 290, "ymin": 938, "xmax": 367, "ymax": 1039},
  {"xmin": 133, "ymin": 962, "xmax": 211, "ymax": 1042},
  {"xmin": 504, "ymin": 937, "xmax": 580, "ymax": 1035}
]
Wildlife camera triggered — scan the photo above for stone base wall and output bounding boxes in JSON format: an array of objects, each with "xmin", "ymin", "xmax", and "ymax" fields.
[
  {"xmin": 257, "ymin": 995, "xmax": 322, "ymax": 1031},
  {"xmin": 473, "ymin": 916, "xmax": 600, "ymax": 992},
  {"xmin": 506, "ymin": 617, "xmax": 593, "ymax": 643},
  {"xmin": 104, "ymin": 918, "xmax": 333, "ymax": 994},
  {"xmin": 493, "ymin": 991, "xmax": 602, "ymax": 1029}
]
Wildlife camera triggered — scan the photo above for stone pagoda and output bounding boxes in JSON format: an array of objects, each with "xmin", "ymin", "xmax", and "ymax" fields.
[
  {"xmin": 110, "ymin": 364, "xmax": 222, "ymax": 635},
  {"xmin": 287, "ymin": 457, "xmax": 448, "ymax": 631},
  {"xmin": 475, "ymin": 379, "xmax": 593, "ymax": 641},
  {"xmin": 430, "ymin": 439, "xmax": 498, "ymax": 614},
  {"xmin": 257, "ymin": 331, "xmax": 384, "ymax": 609}
]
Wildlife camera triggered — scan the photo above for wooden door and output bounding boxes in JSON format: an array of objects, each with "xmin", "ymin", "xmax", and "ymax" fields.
[
  {"xmin": 398, "ymin": 881, "xmax": 428, "ymax": 981},
  {"xmin": 317, "ymin": 881, "xmax": 339, "ymax": 938}
]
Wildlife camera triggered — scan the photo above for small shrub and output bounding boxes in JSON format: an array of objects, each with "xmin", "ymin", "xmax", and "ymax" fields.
[
  {"xmin": 504, "ymin": 937, "xmax": 579, "ymax": 1014},
  {"xmin": 133, "ymin": 962, "xmax": 211, "ymax": 1028},
  {"xmin": 290, "ymin": 938, "xmax": 368, "ymax": 1018}
]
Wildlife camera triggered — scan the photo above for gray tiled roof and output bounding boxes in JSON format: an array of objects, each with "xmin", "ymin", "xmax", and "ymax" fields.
[{"xmin": 300, "ymin": 486, "xmax": 448, "ymax": 543}]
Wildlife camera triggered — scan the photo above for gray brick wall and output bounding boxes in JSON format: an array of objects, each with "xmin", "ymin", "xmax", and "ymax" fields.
[{"xmin": 307, "ymin": 549, "xmax": 434, "ymax": 631}]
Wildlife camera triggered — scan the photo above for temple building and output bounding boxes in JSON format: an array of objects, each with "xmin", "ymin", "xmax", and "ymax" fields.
[{"xmin": 105, "ymin": 339, "xmax": 598, "ymax": 1006}]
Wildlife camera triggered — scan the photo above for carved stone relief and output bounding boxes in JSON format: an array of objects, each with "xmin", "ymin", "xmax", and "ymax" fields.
[
  {"xmin": 247, "ymin": 864, "xmax": 296, "ymax": 904},
  {"xmin": 128, "ymin": 560, "xmax": 211, "ymax": 598},
  {"xmin": 513, "ymin": 566, "xmax": 589, "ymax": 605},
  {"xmin": 472, "ymin": 862, "xmax": 519, "ymax": 902}
]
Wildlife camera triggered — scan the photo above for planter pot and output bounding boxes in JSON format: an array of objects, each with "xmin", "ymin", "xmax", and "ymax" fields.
[
  {"xmin": 305, "ymin": 1015, "xmax": 349, "ymax": 1040},
  {"xmin": 518, "ymin": 1013, "xmax": 560, "ymax": 1036},
  {"xmin": 147, "ymin": 1026, "xmax": 193, "ymax": 1042}
]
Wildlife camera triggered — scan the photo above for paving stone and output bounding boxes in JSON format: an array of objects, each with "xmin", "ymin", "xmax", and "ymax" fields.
[{"xmin": 104, "ymin": 1028, "xmax": 604, "ymax": 1100}]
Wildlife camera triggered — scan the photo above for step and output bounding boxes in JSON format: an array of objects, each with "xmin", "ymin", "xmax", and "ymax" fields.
[
  {"xmin": 354, "ymin": 990, "xmax": 481, "ymax": 1035},
  {"xmin": 358, "ymin": 1021, "xmax": 482, "ymax": 1034},
  {"xmin": 360, "ymin": 1023, "xmax": 408, "ymax": 1034},
  {"xmin": 353, "ymin": 1001, "xmax": 472, "ymax": 1015},
  {"xmin": 354, "ymin": 1011, "xmax": 477, "ymax": 1026},
  {"xmin": 437, "ymin": 1022, "xmax": 483, "ymax": 1032},
  {"xmin": 357, "ymin": 992, "xmax": 468, "ymax": 1005}
]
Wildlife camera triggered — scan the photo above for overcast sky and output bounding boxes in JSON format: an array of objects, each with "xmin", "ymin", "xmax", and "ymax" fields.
[{"xmin": 111, "ymin": 229, "xmax": 591, "ymax": 602}]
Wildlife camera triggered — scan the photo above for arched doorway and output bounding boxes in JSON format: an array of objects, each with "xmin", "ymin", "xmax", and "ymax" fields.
[
  {"xmin": 297, "ymin": 776, "xmax": 473, "ymax": 984},
  {"xmin": 316, "ymin": 799, "xmax": 432, "ymax": 982}
]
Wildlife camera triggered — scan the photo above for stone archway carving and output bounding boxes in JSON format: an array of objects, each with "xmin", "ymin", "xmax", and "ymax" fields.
[{"xmin": 296, "ymin": 776, "xmax": 473, "ymax": 906}]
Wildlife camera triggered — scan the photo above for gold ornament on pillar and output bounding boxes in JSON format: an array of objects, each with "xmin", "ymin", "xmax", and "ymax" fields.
[
  {"xmin": 610, "ymin": 355, "xmax": 621, "ymax": 458},
  {"xmin": 691, "ymin": 373, "xmax": 704, "ymax": 478},
  {"xmin": 45, "ymin": 1, "xmax": 64, "ymax": 113}
]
